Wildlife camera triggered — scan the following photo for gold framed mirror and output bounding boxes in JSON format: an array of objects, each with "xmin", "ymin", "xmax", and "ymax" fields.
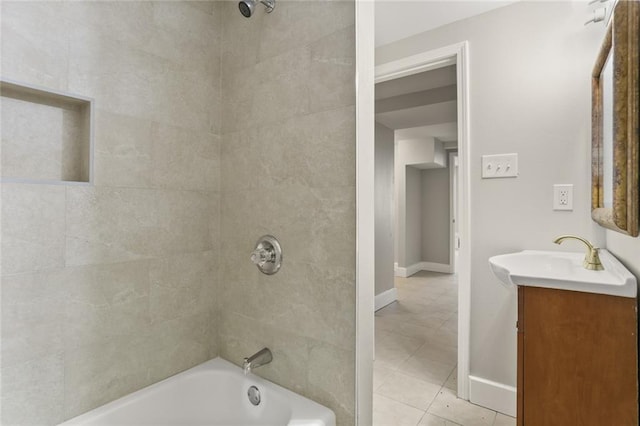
[{"xmin": 592, "ymin": 0, "xmax": 639, "ymax": 237}]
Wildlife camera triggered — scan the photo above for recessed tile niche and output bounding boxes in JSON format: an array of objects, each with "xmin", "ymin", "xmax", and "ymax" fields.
[{"xmin": 1, "ymin": 80, "xmax": 93, "ymax": 184}]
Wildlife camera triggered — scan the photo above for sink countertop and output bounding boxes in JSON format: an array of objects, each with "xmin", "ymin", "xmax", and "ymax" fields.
[{"xmin": 489, "ymin": 249, "xmax": 637, "ymax": 298}]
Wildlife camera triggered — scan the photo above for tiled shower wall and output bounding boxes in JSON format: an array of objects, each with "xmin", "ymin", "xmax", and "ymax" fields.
[
  {"xmin": 218, "ymin": 2, "xmax": 357, "ymax": 424},
  {"xmin": 1, "ymin": 2, "xmax": 222, "ymax": 424},
  {"xmin": 1, "ymin": 1, "xmax": 358, "ymax": 426}
]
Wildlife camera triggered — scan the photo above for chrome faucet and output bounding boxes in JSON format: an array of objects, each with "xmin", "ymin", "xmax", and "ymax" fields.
[
  {"xmin": 553, "ymin": 235, "xmax": 604, "ymax": 271},
  {"xmin": 243, "ymin": 348, "xmax": 273, "ymax": 375}
]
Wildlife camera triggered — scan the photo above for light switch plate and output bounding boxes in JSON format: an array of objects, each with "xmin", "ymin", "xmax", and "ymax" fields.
[{"xmin": 481, "ymin": 153, "xmax": 518, "ymax": 178}]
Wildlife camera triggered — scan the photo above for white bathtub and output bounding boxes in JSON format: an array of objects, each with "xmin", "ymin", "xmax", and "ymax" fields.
[{"xmin": 60, "ymin": 357, "xmax": 336, "ymax": 426}]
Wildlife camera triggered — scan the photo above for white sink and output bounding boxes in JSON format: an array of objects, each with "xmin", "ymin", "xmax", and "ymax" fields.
[{"xmin": 489, "ymin": 249, "xmax": 637, "ymax": 298}]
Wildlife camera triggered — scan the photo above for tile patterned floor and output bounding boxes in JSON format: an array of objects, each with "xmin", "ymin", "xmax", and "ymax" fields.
[{"xmin": 373, "ymin": 271, "xmax": 515, "ymax": 426}]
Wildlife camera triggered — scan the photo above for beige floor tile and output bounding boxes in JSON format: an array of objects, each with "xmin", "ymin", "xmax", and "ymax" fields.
[
  {"xmin": 397, "ymin": 353, "xmax": 456, "ymax": 386},
  {"xmin": 376, "ymin": 316, "xmax": 435, "ymax": 342},
  {"xmin": 397, "ymin": 287, "xmax": 439, "ymax": 302},
  {"xmin": 375, "ymin": 314, "xmax": 411, "ymax": 334},
  {"xmin": 408, "ymin": 314, "xmax": 450, "ymax": 329},
  {"xmin": 439, "ymin": 316, "xmax": 458, "ymax": 334},
  {"xmin": 375, "ymin": 300, "xmax": 417, "ymax": 318},
  {"xmin": 419, "ymin": 413, "xmax": 462, "ymax": 425},
  {"xmin": 444, "ymin": 367, "xmax": 458, "ymax": 391},
  {"xmin": 375, "ymin": 271, "xmax": 496, "ymax": 426},
  {"xmin": 412, "ymin": 342, "xmax": 457, "ymax": 367},
  {"xmin": 373, "ymin": 394, "xmax": 426, "ymax": 426},
  {"xmin": 376, "ymin": 371, "xmax": 442, "ymax": 410},
  {"xmin": 493, "ymin": 413, "xmax": 516, "ymax": 426},
  {"xmin": 428, "ymin": 389, "xmax": 496, "ymax": 426},
  {"xmin": 425, "ymin": 327, "xmax": 458, "ymax": 349},
  {"xmin": 373, "ymin": 362, "xmax": 395, "ymax": 391},
  {"xmin": 375, "ymin": 330, "xmax": 424, "ymax": 368}
]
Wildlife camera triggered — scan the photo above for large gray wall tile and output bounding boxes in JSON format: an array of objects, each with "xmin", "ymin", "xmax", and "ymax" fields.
[
  {"xmin": 93, "ymin": 111, "xmax": 155, "ymax": 188},
  {"xmin": 0, "ymin": 1, "xmax": 69, "ymax": 90},
  {"xmin": 219, "ymin": 2, "xmax": 357, "ymax": 423},
  {"xmin": 150, "ymin": 123, "xmax": 221, "ymax": 192},
  {"xmin": 1, "ymin": 272, "xmax": 65, "ymax": 368},
  {"xmin": 2, "ymin": 1, "xmax": 356, "ymax": 425},
  {"xmin": 309, "ymin": 25, "xmax": 356, "ymax": 113},
  {"xmin": 149, "ymin": 251, "xmax": 217, "ymax": 324},
  {"xmin": 222, "ymin": 45, "xmax": 311, "ymax": 134},
  {"xmin": 307, "ymin": 342, "xmax": 356, "ymax": 426},
  {"xmin": 65, "ymin": 186, "xmax": 215, "ymax": 266},
  {"xmin": 145, "ymin": 310, "xmax": 214, "ymax": 385},
  {"xmin": 64, "ymin": 261, "xmax": 151, "ymax": 349},
  {"xmin": 256, "ymin": 106, "xmax": 356, "ymax": 189},
  {"xmin": 1, "ymin": 1, "xmax": 223, "ymax": 424},
  {"xmin": 1, "ymin": 353, "xmax": 65, "ymax": 426},
  {"xmin": 1, "ymin": 184, "xmax": 66, "ymax": 275},
  {"xmin": 64, "ymin": 336, "xmax": 153, "ymax": 419}
]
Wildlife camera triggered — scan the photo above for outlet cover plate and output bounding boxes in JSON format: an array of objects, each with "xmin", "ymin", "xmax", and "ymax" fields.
[
  {"xmin": 553, "ymin": 184, "xmax": 573, "ymax": 211},
  {"xmin": 481, "ymin": 153, "xmax": 518, "ymax": 178}
]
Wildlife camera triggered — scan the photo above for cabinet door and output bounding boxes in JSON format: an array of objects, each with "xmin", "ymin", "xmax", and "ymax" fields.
[
  {"xmin": 520, "ymin": 286, "xmax": 638, "ymax": 425},
  {"xmin": 517, "ymin": 287, "xmax": 524, "ymax": 426}
]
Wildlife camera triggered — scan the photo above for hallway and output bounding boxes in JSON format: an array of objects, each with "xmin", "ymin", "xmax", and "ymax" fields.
[{"xmin": 373, "ymin": 271, "xmax": 515, "ymax": 426}]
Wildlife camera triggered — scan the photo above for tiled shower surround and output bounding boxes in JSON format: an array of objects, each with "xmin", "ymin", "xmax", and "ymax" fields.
[{"xmin": 0, "ymin": 1, "xmax": 356, "ymax": 425}]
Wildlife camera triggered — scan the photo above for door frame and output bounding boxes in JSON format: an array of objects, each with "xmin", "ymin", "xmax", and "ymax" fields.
[
  {"xmin": 449, "ymin": 150, "xmax": 459, "ymax": 272},
  {"xmin": 355, "ymin": 2, "xmax": 375, "ymax": 425},
  {"xmin": 355, "ymin": 20, "xmax": 472, "ymax": 422}
]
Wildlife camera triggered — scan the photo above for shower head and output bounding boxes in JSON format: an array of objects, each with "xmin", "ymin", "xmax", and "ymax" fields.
[{"xmin": 238, "ymin": 0, "xmax": 275, "ymax": 18}]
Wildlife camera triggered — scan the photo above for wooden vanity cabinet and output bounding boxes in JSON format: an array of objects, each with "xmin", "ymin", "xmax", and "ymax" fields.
[{"xmin": 517, "ymin": 286, "xmax": 638, "ymax": 426}]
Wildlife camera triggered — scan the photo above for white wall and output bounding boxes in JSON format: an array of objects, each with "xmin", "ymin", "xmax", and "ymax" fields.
[
  {"xmin": 375, "ymin": 122, "xmax": 395, "ymax": 296},
  {"xmin": 397, "ymin": 137, "xmax": 446, "ymax": 168},
  {"xmin": 377, "ymin": 1, "xmax": 607, "ymax": 392},
  {"xmin": 395, "ymin": 137, "xmax": 447, "ymax": 267},
  {"xmin": 421, "ymin": 167, "xmax": 451, "ymax": 264},
  {"xmin": 606, "ymin": 231, "xmax": 640, "ymax": 278},
  {"xmin": 406, "ymin": 166, "xmax": 423, "ymax": 266}
]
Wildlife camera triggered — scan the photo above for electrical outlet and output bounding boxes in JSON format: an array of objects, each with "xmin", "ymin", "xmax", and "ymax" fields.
[
  {"xmin": 559, "ymin": 189, "xmax": 569, "ymax": 205},
  {"xmin": 553, "ymin": 184, "xmax": 573, "ymax": 211}
]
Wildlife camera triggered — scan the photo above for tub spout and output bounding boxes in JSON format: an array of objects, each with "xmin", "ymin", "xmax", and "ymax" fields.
[{"xmin": 243, "ymin": 348, "xmax": 272, "ymax": 375}]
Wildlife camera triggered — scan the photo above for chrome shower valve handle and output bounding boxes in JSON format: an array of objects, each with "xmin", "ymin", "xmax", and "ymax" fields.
[
  {"xmin": 250, "ymin": 235, "xmax": 282, "ymax": 275},
  {"xmin": 250, "ymin": 247, "xmax": 273, "ymax": 267}
]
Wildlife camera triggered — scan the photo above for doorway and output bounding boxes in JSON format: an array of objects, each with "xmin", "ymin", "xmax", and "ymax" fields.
[
  {"xmin": 373, "ymin": 57, "xmax": 464, "ymax": 425},
  {"xmin": 355, "ymin": 26, "xmax": 471, "ymax": 425}
]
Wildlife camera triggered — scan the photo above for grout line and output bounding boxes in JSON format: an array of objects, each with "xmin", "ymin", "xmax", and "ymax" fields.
[{"xmin": 425, "ymin": 367, "xmax": 453, "ymax": 413}]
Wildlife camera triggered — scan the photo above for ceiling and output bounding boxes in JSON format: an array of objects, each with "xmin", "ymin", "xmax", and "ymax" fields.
[
  {"xmin": 395, "ymin": 123, "xmax": 458, "ymax": 144},
  {"xmin": 376, "ymin": 100, "xmax": 457, "ymax": 131},
  {"xmin": 375, "ymin": 1, "xmax": 518, "ymax": 47},
  {"xmin": 375, "ymin": 65, "xmax": 456, "ymax": 100},
  {"xmin": 375, "ymin": 65, "xmax": 458, "ymax": 142}
]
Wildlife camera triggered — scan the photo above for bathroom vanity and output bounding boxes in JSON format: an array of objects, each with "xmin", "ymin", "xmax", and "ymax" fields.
[
  {"xmin": 490, "ymin": 249, "xmax": 638, "ymax": 426},
  {"xmin": 516, "ymin": 286, "xmax": 637, "ymax": 425}
]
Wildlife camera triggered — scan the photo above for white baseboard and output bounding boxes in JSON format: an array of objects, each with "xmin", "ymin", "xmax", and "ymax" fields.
[
  {"xmin": 394, "ymin": 261, "xmax": 453, "ymax": 277},
  {"xmin": 468, "ymin": 375, "xmax": 516, "ymax": 417},
  {"xmin": 421, "ymin": 261, "xmax": 453, "ymax": 273},
  {"xmin": 374, "ymin": 288, "xmax": 398, "ymax": 311}
]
